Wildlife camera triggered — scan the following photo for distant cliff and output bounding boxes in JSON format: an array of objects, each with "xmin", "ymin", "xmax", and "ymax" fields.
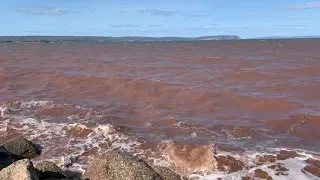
[{"xmin": 0, "ymin": 35, "xmax": 241, "ymax": 43}]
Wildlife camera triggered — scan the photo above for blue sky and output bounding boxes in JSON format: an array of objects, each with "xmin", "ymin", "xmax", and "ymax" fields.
[{"xmin": 0, "ymin": 0, "xmax": 319, "ymax": 38}]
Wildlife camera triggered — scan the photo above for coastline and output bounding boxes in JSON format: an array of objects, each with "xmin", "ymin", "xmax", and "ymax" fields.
[{"xmin": 0, "ymin": 137, "xmax": 319, "ymax": 179}]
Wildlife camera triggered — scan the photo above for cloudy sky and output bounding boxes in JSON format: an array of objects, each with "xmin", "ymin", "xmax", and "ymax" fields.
[{"xmin": 0, "ymin": 0, "xmax": 319, "ymax": 38}]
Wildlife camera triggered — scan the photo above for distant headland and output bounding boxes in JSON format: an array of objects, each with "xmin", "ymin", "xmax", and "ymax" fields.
[{"xmin": 0, "ymin": 35, "xmax": 241, "ymax": 44}]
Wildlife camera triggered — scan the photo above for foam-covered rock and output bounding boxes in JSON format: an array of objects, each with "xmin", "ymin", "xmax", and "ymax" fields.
[
  {"xmin": 83, "ymin": 151, "xmax": 162, "ymax": 180},
  {"xmin": 0, "ymin": 159, "xmax": 39, "ymax": 180}
]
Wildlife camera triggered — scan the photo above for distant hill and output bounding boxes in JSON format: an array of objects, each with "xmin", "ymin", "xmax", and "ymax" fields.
[{"xmin": 0, "ymin": 35, "xmax": 241, "ymax": 43}]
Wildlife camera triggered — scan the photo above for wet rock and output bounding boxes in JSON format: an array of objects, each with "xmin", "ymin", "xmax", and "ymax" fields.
[
  {"xmin": 83, "ymin": 151, "xmax": 162, "ymax": 180},
  {"xmin": 302, "ymin": 166, "xmax": 320, "ymax": 177},
  {"xmin": 63, "ymin": 125, "xmax": 94, "ymax": 138},
  {"xmin": 5, "ymin": 108, "xmax": 22, "ymax": 115},
  {"xmin": 256, "ymin": 155, "xmax": 276, "ymax": 165},
  {"xmin": 0, "ymin": 159, "xmax": 39, "ymax": 180},
  {"xmin": 231, "ymin": 126, "xmax": 253, "ymax": 138},
  {"xmin": 154, "ymin": 166, "xmax": 182, "ymax": 180},
  {"xmin": 275, "ymin": 172, "xmax": 287, "ymax": 176},
  {"xmin": 35, "ymin": 161, "xmax": 66, "ymax": 179},
  {"xmin": 0, "ymin": 146, "xmax": 13, "ymax": 170},
  {"xmin": 64, "ymin": 170, "xmax": 83, "ymax": 180},
  {"xmin": 301, "ymin": 158, "xmax": 320, "ymax": 177},
  {"xmin": 215, "ymin": 155, "xmax": 244, "ymax": 173},
  {"xmin": 268, "ymin": 163, "xmax": 288, "ymax": 176},
  {"xmin": 160, "ymin": 141, "xmax": 216, "ymax": 174},
  {"xmin": 305, "ymin": 158, "xmax": 320, "ymax": 168},
  {"xmin": 241, "ymin": 176, "xmax": 252, "ymax": 180},
  {"xmin": 253, "ymin": 169, "xmax": 273, "ymax": 180},
  {"xmin": 276, "ymin": 150, "xmax": 299, "ymax": 160},
  {"xmin": 215, "ymin": 144, "xmax": 245, "ymax": 153},
  {"xmin": 2, "ymin": 139, "xmax": 39, "ymax": 159}
]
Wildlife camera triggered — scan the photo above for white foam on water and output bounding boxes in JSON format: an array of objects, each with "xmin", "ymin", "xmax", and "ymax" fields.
[
  {"xmin": 66, "ymin": 123, "xmax": 141, "ymax": 152},
  {"xmin": 186, "ymin": 132, "xmax": 198, "ymax": 139},
  {"xmin": 189, "ymin": 161, "xmax": 318, "ymax": 180},
  {"xmin": 271, "ymin": 158, "xmax": 316, "ymax": 180},
  {"xmin": 19, "ymin": 101, "xmax": 53, "ymax": 108},
  {"xmin": 0, "ymin": 106, "xmax": 7, "ymax": 117},
  {"xmin": 1, "ymin": 101, "xmax": 320, "ymax": 179},
  {"xmin": 188, "ymin": 149, "xmax": 320, "ymax": 180},
  {"xmin": 189, "ymin": 170, "xmax": 246, "ymax": 180},
  {"xmin": 2, "ymin": 118, "xmax": 142, "ymax": 172},
  {"xmin": 0, "ymin": 101, "xmax": 143, "ymax": 173},
  {"xmin": 0, "ymin": 119, "xmax": 9, "ymax": 132}
]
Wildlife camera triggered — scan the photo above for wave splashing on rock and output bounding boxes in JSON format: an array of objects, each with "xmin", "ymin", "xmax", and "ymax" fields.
[{"xmin": 1, "ymin": 101, "xmax": 320, "ymax": 179}]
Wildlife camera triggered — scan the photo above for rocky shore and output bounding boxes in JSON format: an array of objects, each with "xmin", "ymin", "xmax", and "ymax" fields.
[
  {"xmin": 0, "ymin": 138, "xmax": 183, "ymax": 180},
  {"xmin": 1, "ymin": 138, "xmax": 320, "ymax": 180}
]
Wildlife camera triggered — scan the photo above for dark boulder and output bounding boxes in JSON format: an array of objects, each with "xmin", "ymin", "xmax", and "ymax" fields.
[
  {"xmin": 153, "ymin": 166, "xmax": 182, "ymax": 180},
  {"xmin": 2, "ymin": 139, "xmax": 39, "ymax": 159},
  {"xmin": 83, "ymin": 151, "xmax": 162, "ymax": 180},
  {"xmin": 0, "ymin": 146, "xmax": 13, "ymax": 170},
  {"xmin": 35, "ymin": 161, "xmax": 66, "ymax": 179}
]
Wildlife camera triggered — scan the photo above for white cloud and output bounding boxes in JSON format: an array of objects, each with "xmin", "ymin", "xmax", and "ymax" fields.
[
  {"xmin": 284, "ymin": 16, "xmax": 311, "ymax": 19},
  {"xmin": 16, "ymin": 6, "xmax": 73, "ymax": 15},
  {"xmin": 138, "ymin": 8, "xmax": 177, "ymax": 16},
  {"xmin": 201, "ymin": 25, "xmax": 248, "ymax": 30},
  {"xmin": 110, "ymin": 24, "xmax": 141, "ymax": 28},
  {"xmin": 190, "ymin": 13, "xmax": 210, "ymax": 17},
  {"xmin": 240, "ymin": 13, "xmax": 266, "ymax": 18},
  {"xmin": 146, "ymin": 25, "xmax": 163, "ymax": 28},
  {"xmin": 286, "ymin": 2, "xmax": 320, "ymax": 9},
  {"xmin": 267, "ymin": 24, "xmax": 309, "ymax": 30},
  {"xmin": 202, "ymin": 25, "xmax": 214, "ymax": 29}
]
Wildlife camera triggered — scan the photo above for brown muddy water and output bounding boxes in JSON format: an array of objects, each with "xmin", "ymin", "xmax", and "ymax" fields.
[{"xmin": 0, "ymin": 39, "xmax": 320, "ymax": 179}]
